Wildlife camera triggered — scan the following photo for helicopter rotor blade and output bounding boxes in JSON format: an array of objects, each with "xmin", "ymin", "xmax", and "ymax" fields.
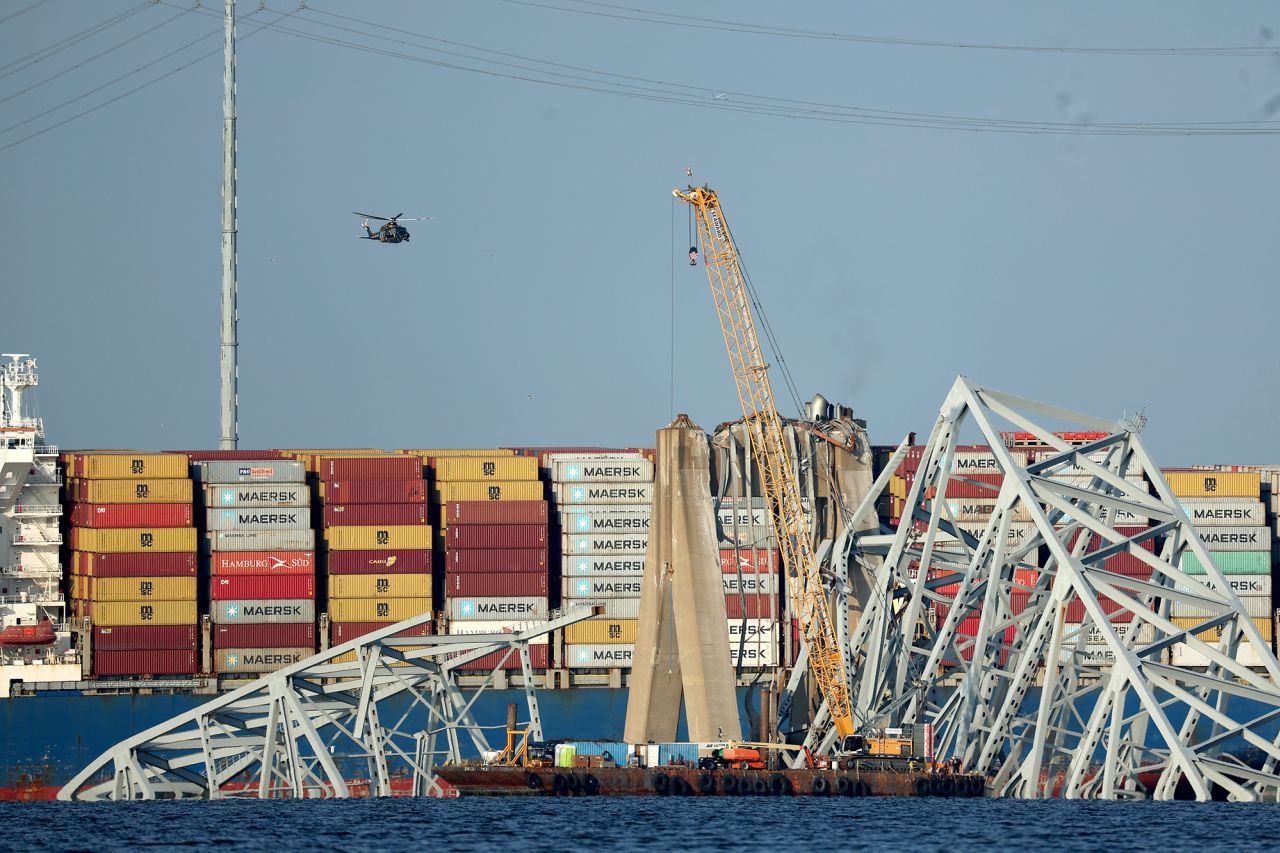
[
  {"xmin": 391, "ymin": 212, "xmax": 404, "ymax": 221},
  {"xmin": 395, "ymin": 217, "xmax": 433, "ymax": 222},
  {"xmin": 353, "ymin": 211, "xmax": 390, "ymax": 221}
]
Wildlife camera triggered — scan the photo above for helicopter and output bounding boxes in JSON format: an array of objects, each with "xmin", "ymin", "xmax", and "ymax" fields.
[{"xmin": 354, "ymin": 212, "xmax": 431, "ymax": 244}]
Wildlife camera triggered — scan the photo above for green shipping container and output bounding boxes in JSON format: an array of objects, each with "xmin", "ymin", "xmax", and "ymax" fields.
[{"xmin": 1179, "ymin": 550, "xmax": 1270, "ymax": 575}]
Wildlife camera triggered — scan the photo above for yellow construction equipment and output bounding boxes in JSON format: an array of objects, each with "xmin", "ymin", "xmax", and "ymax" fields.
[{"xmin": 674, "ymin": 184, "xmax": 855, "ymax": 739}]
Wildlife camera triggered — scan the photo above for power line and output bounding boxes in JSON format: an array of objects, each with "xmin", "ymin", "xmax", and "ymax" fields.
[
  {"xmin": 493, "ymin": 0, "xmax": 1280, "ymax": 56},
  {"xmin": 0, "ymin": 0, "xmax": 154, "ymax": 80},
  {"xmin": 0, "ymin": 0, "xmax": 53, "ymax": 26}
]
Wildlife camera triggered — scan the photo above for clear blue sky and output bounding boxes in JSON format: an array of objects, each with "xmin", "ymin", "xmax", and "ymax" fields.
[{"xmin": 2, "ymin": 1, "xmax": 1277, "ymax": 464}]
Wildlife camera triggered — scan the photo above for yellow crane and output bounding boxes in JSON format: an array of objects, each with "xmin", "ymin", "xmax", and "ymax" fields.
[{"xmin": 673, "ymin": 184, "xmax": 855, "ymax": 739}]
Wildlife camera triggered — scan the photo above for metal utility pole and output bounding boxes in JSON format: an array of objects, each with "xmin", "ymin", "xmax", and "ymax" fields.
[{"xmin": 219, "ymin": 0, "xmax": 238, "ymax": 449}]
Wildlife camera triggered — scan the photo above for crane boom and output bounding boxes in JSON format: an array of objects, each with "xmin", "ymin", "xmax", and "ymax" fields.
[{"xmin": 673, "ymin": 185, "xmax": 854, "ymax": 739}]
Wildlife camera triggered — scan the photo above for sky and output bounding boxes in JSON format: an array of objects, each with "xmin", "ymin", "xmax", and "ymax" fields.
[{"xmin": 1, "ymin": 1, "xmax": 1278, "ymax": 464}]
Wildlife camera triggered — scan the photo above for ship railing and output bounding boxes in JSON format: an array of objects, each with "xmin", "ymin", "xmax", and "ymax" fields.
[
  {"xmin": 24, "ymin": 472, "xmax": 63, "ymax": 486},
  {"xmin": 1, "ymin": 563, "xmax": 62, "ymax": 578},
  {"xmin": 12, "ymin": 532, "xmax": 63, "ymax": 545},
  {"xmin": 13, "ymin": 504, "xmax": 62, "ymax": 517},
  {"xmin": 33, "ymin": 444, "xmax": 57, "ymax": 456}
]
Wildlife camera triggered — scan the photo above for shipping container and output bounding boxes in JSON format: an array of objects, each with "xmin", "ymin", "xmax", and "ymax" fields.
[
  {"xmin": 443, "ymin": 500, "xmax": 548, "ymax": 526},
  {"xmin": 562, "ymin": 555, "xmax": 646, "ymax": 576},
  {"xmin": 205, "ymin": 484, "xmax": 310, "ymax": 508},
  {"xmin": 320, "ymin": 479, "xmax": 427, "ymax": 504},
  {"xmin": 329, "ymin": 645, "xmax": 426, "ymax": 666},
  {"xmin": 73, "ymin": 576, "xmax": 196, "ymax": 602},
  {"xmin": 723, "ymin": 574, "xmax": 779, "ymax": 595},
  {"xmin": 435, "ymin": 457, "xmax": 538, "ymax": 481},
  {"xmin": 445, "ymin": 619, "xmax": 549, "ymax": 639},
  {"xmin": 1169, "ymin": 595, "xmax": 1272, "ymax": 620},
  {"xmin": 719, "ymin": 549, "xmax": 779, "ymax": 574},
  {"xmin": 210, "ymin": 599, "xmax": 315, "ymax": 624},
  {"xmin": 401, "ymin": 448, "xmax": 514, "ymax": 458},
  {"xmin": 72, "ymin": 551, "xmax": 196, "ymax": 578},
  {"xmin": 205, "ymin": 508, "xmax": 310, "ymax": 531},
  {"xmin": 560, "ymin": 597, "xmax": 640, "ymax": 619},
  {"xmin": 565, "ymin": 644, "xmax": 634, "ymax": 668},
  {"xmin": 560, "ymin": 510, "xmax": 650, "ymax": 534},
  {"xmin": 561, "ymin": 533, "xmax": 648, "ymax": 556},
  {"xmin": 949, "ymin": 450, "xmax": 1008, "ymax": 476},
  {"xmin": 92, "ymin": 649, "xmax": 197, "ymax": 676},
  {"xmin": 555, "ymin": 482, "xmax": 653, "ymax": 505},
  {"xmin": 214, "ymin": 648, "xmax": 312, "ymax": 674},
  {"xmin": 1029, "ymin": 449, "xmax": 1143, "ymax": 478},
  {"xmin": 206, "ymin": 529, "xmax": 316, "ymax": 552},
  {"xmin": 79, "ymin": 600, "xmax": 197, "ymax": 626},
  {"xmin": 329, "ymin": 621, "xmax": 433, "ymax": 645},
  {"xmin": 448, "ymin": 596, "xmax": 548, "ymax": 621},
  {"xmin": 1194, "ymin": 526, "xmax": 1271, "ymax": 552},
  {"xmin": 69, "ymin": 503, "xmax": 193, "ymax": 528},
  {"xmin": 1170, "ymin": 616, "xmax": 1274, "ymax": 643},
  {"xmin": 195, "ymin": 460, "xmax": 306, "ymax": 483},
  {"xmin": 91, "ymin": 624, "xmax": 197, "ymax": 652},
  {"xmin": 446, "ymin": 524, "xmax": 549, "ymax": 550},
  {"xmin": 328, "ymin": 597, "xmax": 432, "ymax": 623},
  {"xmin": 329, "ymin": 574, "xmax": 432, "ymax": 599},
  {"xmin": 324, "ymin": 524, "xmax": 431, "ymax": 551},
  {"xmin": 551, "ymin": 458, "xmax": 654, "ymax": 483},
  {"xmin": 451, "ymin": 645, "xmax": 550, "ymax": 671},
  {"xmin": 70, "ymin": 527, "xmax": 197, "ymax": 554},
  {"xmin": 210, "ymin": 550, "xmax": 315, "ymax": 576},
  {"xmin": 1178, "ymin": 499, "xmax": 1267, "ymax": 527},
  {"xmin": 213, "ymin": 623, "xmax": 316, "ymax": 649},
  {"xmin": 932, "ymin": 474, "xmax": 1003, "ymax": 500},
  {"xmin": 1163, "ymin": 471, "xmax": 1261, "ymax": 499},
  {"xmin": 558, "ymin": 503, "xmax": 651, "ymax": 516},
  {"xmin": 564, "ymin": 577, "xmax": 642, "ymax": 598},
  {"xmin": 446, "ymin": 549, "xmax": 548, "ymax": 574},
  {"xmin": 323, "ymin": 503, "xmax": 428, "ymax": 527},
  {"xmin": 731, "ymin": 641, "xmax": 779, "ymax": 667},
  {"xmin": 325, "ymin": 549, "xmax": 433, "ymax": 574},
  {"xmin": 956, "ymin": 521, "xmax": 1037, "ymax": 549},
  {"xmin": 67, "ymin": 452, "xmax": 188, "ymax": 480},
  {"xmin": 1170, "ymin": 642, "xmax": 1270, "ymax": 668},
  {"xmin": 724, "ymin": 596, "xmax": 775, "ymax": 619},
  {"xmin": 1179, "ymin": 551, "xmax": 1270, "ymax": 575},
  {"xmin": 69, "ymin": 478, "xmax": 193, "ymax": 504},
  {"xmin": 564, "ymin": 618, "xmax": 637, "ymax": 645},
  {"xmin": 317, "ymin": 456, "xmax": 423, "ymax": 481},
  {"xmin": 166, "ymin": 450, "xmax": 287, "ymax": 461},
  {"xmin": 442, "ymin": 572, "xmax": 548, "ymax": 598},
  {"xmin": 210, "ymin": 575, "xmax": 316, "ymax": 601},
  {"xmin": 434, "ymin": 481, "xmax": 544, "ymax": 503}
]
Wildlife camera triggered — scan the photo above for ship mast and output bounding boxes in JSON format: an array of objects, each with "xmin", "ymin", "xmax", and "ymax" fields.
[{"xmin": 219, "ymin": 0, "xmax": 238, "ymax": 449}]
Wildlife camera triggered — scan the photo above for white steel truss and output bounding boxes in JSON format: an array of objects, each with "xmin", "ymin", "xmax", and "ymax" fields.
[
  {"xmin": 818, "ymin": 377, "xmax": 1280, "ymax": 800},
  {"xmin": 59, "ymin": 607, "xmax": 597, "ymax": 801}
]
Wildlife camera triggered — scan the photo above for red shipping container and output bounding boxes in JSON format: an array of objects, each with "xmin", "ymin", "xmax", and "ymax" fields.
[
  {"xmin": 330, "ymin": 621, "xmax": 433, "ymax": 645},
  {"xmin": 452, "ymin": 644, "xmax": 549, "ymax": 671},
  {"xmin": 70, "ymin": 503, "xmax": 194, "ymax": 528},
  {"xmin": 720, "ymin": 548, "xmax": 780, "ymax": 574},
  {"xmin": 211, "ymin": 550, "xmax": 315, "ymax": 576},
  {"xmin": 725, "ymin": 595, "xmax": 777, "ymax": 619},
  {"xmin": 445, "ymin": 549, "xmax": 548, "ymax": 574},
  {"xmin": 322, "ymin": 479, "xmax": 426, "ymax": 504},
  {"xmin": 324, "ymin": 549, "xmax": 432, "ymax": 574},
  {"xmin": 324, "ymin": 503, "xmax": 428, "ymax": 527},
  {"xmin": 92, "ymin": 625, "xmax": 197, "ymax": 651},
  {"xmin": 166, "ymin": 450, "xmax": 287, "ymax": 460},
  {"xmin": 318, "ymin": 456, "xmax": 423, "ymax": 481},
  {"xmin": 213, "ymin": 623, "xmax": 316, "ymax": 649},
  {"xmin": 443, "ymin": 501, "xmax": 549, "ymax": 526},
  {"xmin": 446, "ymin": 524, "xmax": 548, "ymax": 550},
  {"xmin": 72, "ymin": 551, "xmax": 197, "ymax": 578},
  {"xmin": 442, "ymin": 572, "xmax": 548, "ymax": 597},
  {"xmin": 92, "ymin": 649, "xmax": 198, "ymax": 676},
  {"xmin": 931, "ymin": 474, "xmax": 1004, "ymax": 499},
  {"xmin": 210, "ymin": 574, "xmax": 316, "ymax": 600}
]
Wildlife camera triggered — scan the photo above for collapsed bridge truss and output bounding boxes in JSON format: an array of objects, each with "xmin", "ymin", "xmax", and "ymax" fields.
[{"xmin": 59, "ymin": 607, "xmax": 596, "ymax": 801}]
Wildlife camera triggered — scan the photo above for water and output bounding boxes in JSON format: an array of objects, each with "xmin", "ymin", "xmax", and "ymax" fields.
[{"xmin": 3, "ymin": 797, "xmax": 1280, "ymax": 852}]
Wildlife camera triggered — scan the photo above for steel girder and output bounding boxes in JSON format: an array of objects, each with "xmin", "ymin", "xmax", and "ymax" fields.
[
  {"xmin": 59, "ymin": 607, "xmax": 597, "ymax": 801},
  {"xmin": 828, "ymin": 377, "xmax": 1280, "ymax": 800}
]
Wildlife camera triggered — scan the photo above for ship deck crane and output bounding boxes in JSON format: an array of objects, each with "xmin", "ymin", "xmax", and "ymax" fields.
[{"xmin": 673, "ymin": 184, "xmax": 854, "ymax": 741}]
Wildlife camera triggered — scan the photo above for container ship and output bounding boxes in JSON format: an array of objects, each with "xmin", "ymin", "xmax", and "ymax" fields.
[{"xmin": 3, "ymin": 354, "xmax": 1279, "ymax": 798}]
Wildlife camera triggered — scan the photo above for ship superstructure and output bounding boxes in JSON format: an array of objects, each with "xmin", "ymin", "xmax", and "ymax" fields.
[{"xmin": 0, "ymin": 354, "xmax": 76, "ymax": 688}]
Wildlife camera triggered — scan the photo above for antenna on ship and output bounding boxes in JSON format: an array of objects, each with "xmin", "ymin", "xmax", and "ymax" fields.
[{"xmin": 219, "ymin": 0, "xmax": 238, "ymax": 449}]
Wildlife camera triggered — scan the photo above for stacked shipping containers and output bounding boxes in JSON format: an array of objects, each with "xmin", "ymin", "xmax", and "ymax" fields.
[
  {"xmin": 200, "ymin": 460, "xmax": 317, "ymax": 675},
  {"xmin": 554, "ymin": 453, "xmax": 653, "ymax": 671},
  {"xmin": 64, "ymin": 452, "xmax": 199, "ymax": 676},
  {"xmin": 435, "ymin": 454, "xmax": 550, "ymax": 670},
  {"xmin": 716, "ymin": 499, "xmax": 781, "ymax": 669}
]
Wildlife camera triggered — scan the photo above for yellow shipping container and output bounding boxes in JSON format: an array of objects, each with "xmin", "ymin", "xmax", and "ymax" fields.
[
  {"xmin": 69, "ymin": 452, "xmax": 188, "ymax": 480},
  {"xmin": 329, "ymin": 574, "xmax": 432, "ymax": 599},
  {"xmin": 433, "ymin": 481, "xmax": 544, "ymax": 503},
  {"xmin": 329, "ymin": 597, "xmax": 433, "ymax": 622},
  {"xmin": 73, "ymin": 478, "xmax": 193, "ymax": 504},
  {"xmin": 1172, "ymin": 616, "xmax": 1273, "ymax": 643},
  {"xmin": 323, "ymin": 525, "xmax": 432, "ymax": 550},
  {"xmin": 331, "ymin": 644, "xmax": 421, "ymax": 665},
  {"xmin": 1165, "ymin": 471, "xmax": 1260, "ymax": 498},
  {"xmin": 399, "ymin": 448, "xmax": 514, "ymax": 457},
  {"xmin": 564, "ymin": 618, "xmax": 637, "ymax": 645},
  {"xmin": 434, "ymin": 456, "xmax": 538, "ymax": 482},
  {"xmin": 84, "ymin": 599, "xmax": 198, "ymax": 626},
  {"xmin": 889, "ymin": 476, "xmax": 907, "ymax": 500},
  {"xmin": 72, "ymin": 576, "xmax": 196, "ymax": 601},
  {"xmin": 73, "ymin": 527, "xmax": 196, "ymax": 553}
]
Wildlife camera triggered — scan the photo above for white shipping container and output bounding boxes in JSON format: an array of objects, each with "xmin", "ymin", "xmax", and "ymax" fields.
[
  {"xmin": 206, "ymin": 484, "xmax": 310, "ymax": 508},
  {"xmin": 205, "ymin": 508, "xmax": 310, "ymax": 531},
  {"xmin": 723, "ymin": 574, "xmax": 779, "ymax": 595},
  {"xmin": 1170, "ymin": 594, "xmax": 1272, "ymax": 620},
  {"xmin": 447, "ymin": 597, "xmax": 548, "ymax": 621},
  {"xmin": 731, "ymin": 641, "xmax": 779, "ymax": 667},
  {"xmin": 211, "ymin": 599, "xmax": 315, "ymax": 625},
  {"xmin": 1194, "ymin": 526, "xmax": 1270, "ymax": 552},
  {"xmin": 565, "ymin": 577, "xmax": 643, "ymax": 598},
  {"xmin": 561, "ymin": 511, "xmax": 650, "ymax": 534},
  {"xmin": 562, "ymin": 533, "xmax": 649, "ymax": 556},
  {"xmin": 1174, "ymin": 576, "xmax": 1271, "ymax": 599},
  {"xmin": 951, "ymin": 451, "xmax": 1005, "ymax": 475},
  {"xmin": 565, "ymin": 643, "xmax": 634, "ymax": 668},
  {"xmin": 205, "ymin": 529, "xmax": 316, "ymax": 552},
  {"xmin": 552, "ymin": 458, "xmax": 654, "ymax": 484},
  {"xmin": 196, "ymin": 460, "xmax": 306, "ymax": 483},
  {"xmin": 560, "ymin": 596, "xmax": 641, "ymax": 618},
  {"xmin": 445, "ymin": 619, "xmax": 548, "ymax": 645},
  {"xmin": 1171, "ymin": 642, "xmax": 1270, "ymax": 668},
  {"xmin": 558, "ymin": 503, "xmax": 651, "ymax": 515},
  {"xmin": 941, "ymin": 499, "xmax": 1033, "ymax": 523},
  {"xmin": 1034, "ymin": 450, "xmax": 1143, "ymax": 478},
  {"xmin": 1178, "ymin": 499, "xmax": 1266, "ymax": 527},
  {"xmin": 562, "ymin": 555, "xmax": 647, "ymax": 576},
  {"xmin": 556, "ymin": 482, "xmax": 654, "ymax": 506},
  {"xmin": 1068, "ymin": 622, "xmax": 1156, "ymax": 647},
  {"xmin": 957, "ymin": 521, "xmax": 1037, "ymax": 549}
]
